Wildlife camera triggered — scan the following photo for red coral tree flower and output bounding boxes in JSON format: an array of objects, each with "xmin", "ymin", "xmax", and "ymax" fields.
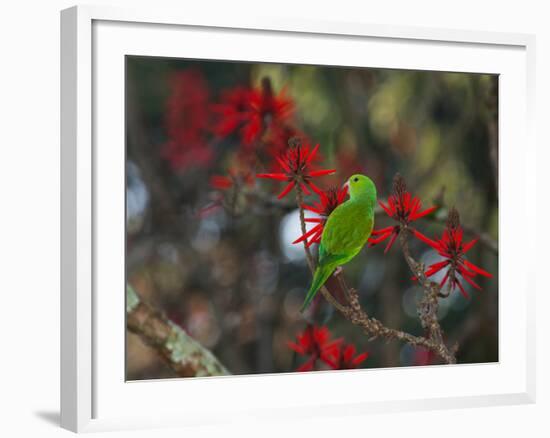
[
  {"xmin": 414, "ymin": 208, "xmax": 493, "ymax": 297},
  {"xmin": 211, "ymin": 86, "xmax": 251, "ymax": 138},
  {"xmin": 256, "ymin": 139, "xmax": 336, "ymax": 199},
  {"xmin": 212, "ymin": 77, "xmax": 294, "ymax": 147},
  {"xmin": 293, "ymin": 185, "xmax": 349, "ymax": 247},
  {"xmin": 369, "ymin": 174, "xmax": 437, "ymax": 253},
  {"xmin": 333, "ymin": 344, "xmax": 369, "ymax": 370},
  {"xmin": 209, "ymin": 168, "xmax": 255, "ymax": 191},
  {"xmin": 162, "ymin": 69, "xmax": 213, "ymax": 170},
  {"xmin": 287, "ymin": 325, "xmax": 343, "ymax": 371},
  {"xmin": 245, "ymin": 78, "xmax": 294, "ymax": 144}
]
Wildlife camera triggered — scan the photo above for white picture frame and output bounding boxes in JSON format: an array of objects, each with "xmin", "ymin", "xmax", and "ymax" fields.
[{"xmin": 60, "ymin": 5, "xmax": 536, "ymax": 433}]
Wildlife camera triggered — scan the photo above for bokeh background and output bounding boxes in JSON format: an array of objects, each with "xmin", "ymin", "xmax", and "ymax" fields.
[{"xmin": 126, "ymin": 56, "xmax": 498, "ymax": 380}]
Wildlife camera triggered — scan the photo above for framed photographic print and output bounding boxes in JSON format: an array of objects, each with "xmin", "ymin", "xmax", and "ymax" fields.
[{"xmin": 61, "ymin": 5, "xmax": 536, "ymax": 433}]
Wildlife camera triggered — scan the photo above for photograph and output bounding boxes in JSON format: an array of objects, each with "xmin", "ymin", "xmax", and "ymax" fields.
[{"xmin": 125, "ymin": 55, "xmax": 499, "ymax": 380}]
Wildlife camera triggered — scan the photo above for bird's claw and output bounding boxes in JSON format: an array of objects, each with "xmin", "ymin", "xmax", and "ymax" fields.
[{"xmin": 333, "ymin": 266, "xmax": 343, "ymax": 277}]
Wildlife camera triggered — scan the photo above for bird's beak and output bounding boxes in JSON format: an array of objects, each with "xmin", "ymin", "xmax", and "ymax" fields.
[{"xmin": 342, "ymin": 180, "xmax": 350, "ymax": 191}]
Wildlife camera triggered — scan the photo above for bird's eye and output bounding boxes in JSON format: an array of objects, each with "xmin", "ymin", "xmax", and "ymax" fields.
[{"xmin": 353, "ymin": 177, "xmax": 359, "ymax": 182}]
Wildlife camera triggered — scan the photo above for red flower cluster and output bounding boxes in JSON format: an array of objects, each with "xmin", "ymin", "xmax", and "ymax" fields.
[
  {"xmin": 369, "ymin": 174, "xmax": 436, "ymax": 253},
  {"xmin": 288, "ymin": 325, "xmax": 342, "ymax": 371},
  {"xmin": 256, "ymin": 141, "xmax": 336, "ymax": 199},
  {"xmin": 293, "ymin": 185, "xmax": 349, "ymax": 247},
  {"xmin": 162, "ymin": 72, "xmax": 299, "ymax": 179},
  {"xmin": 161, "ymin": 71, "xmax": 335, "ymax": 205},
  {"xmin": 288, "ymin": 325, "xmax": 368, "ymax": 372},
  {"xmin": 162, "ymin": 70, "xmax": 213, "ymax": 170},
  {"xmin": 414, "ymin": 208, "xmax": 493, "ymax": 297},
  {"xmin": 370, "ymin": 174, "xmax": 493, "ymax": 298},
  {"xmin": 333, "ymin": 344, "xmax": 369, "ymax": 369},
  {"xmin": 212, "ymin": 77, "xmax": 294, "ymax": 148}
]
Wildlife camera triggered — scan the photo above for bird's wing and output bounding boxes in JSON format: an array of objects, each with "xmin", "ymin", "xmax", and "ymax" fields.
[{"xmin": 318, "ymin": 244, "xmax": 349, "ymax": 267}]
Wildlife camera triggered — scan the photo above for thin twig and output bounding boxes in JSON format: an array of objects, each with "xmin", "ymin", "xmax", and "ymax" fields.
[{"xmin": 341, "ymin": 288, "xmax": 454, "ymax": 356}]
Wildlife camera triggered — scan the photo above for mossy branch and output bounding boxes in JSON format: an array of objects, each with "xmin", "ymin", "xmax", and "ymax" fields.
[{"xmin": 126, "ymin": 285, "xmax": 230, "ymax": 378}]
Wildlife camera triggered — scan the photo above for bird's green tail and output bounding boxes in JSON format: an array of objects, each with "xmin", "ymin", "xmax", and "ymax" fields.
[{"xmin": 301, "ymin": 264, "xmax": 336, "ymax": 312}]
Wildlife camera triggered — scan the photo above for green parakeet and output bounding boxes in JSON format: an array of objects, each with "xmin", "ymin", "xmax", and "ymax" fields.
[{"xmin": 301, "ymin": 174, "xmax": 377, "ymax": 312}]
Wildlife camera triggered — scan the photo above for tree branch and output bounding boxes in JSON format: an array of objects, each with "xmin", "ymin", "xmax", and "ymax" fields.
[
  {"xmin": 397, "ymin": 229, "xmax": 456, "ymax": 363},
  {"xmin": 340, "ymin": 287, "xmax": 455, "ymax": 360},
  {"xmin": 126, "ymin": 285, "xmax": 230, "ymax": 378}
]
